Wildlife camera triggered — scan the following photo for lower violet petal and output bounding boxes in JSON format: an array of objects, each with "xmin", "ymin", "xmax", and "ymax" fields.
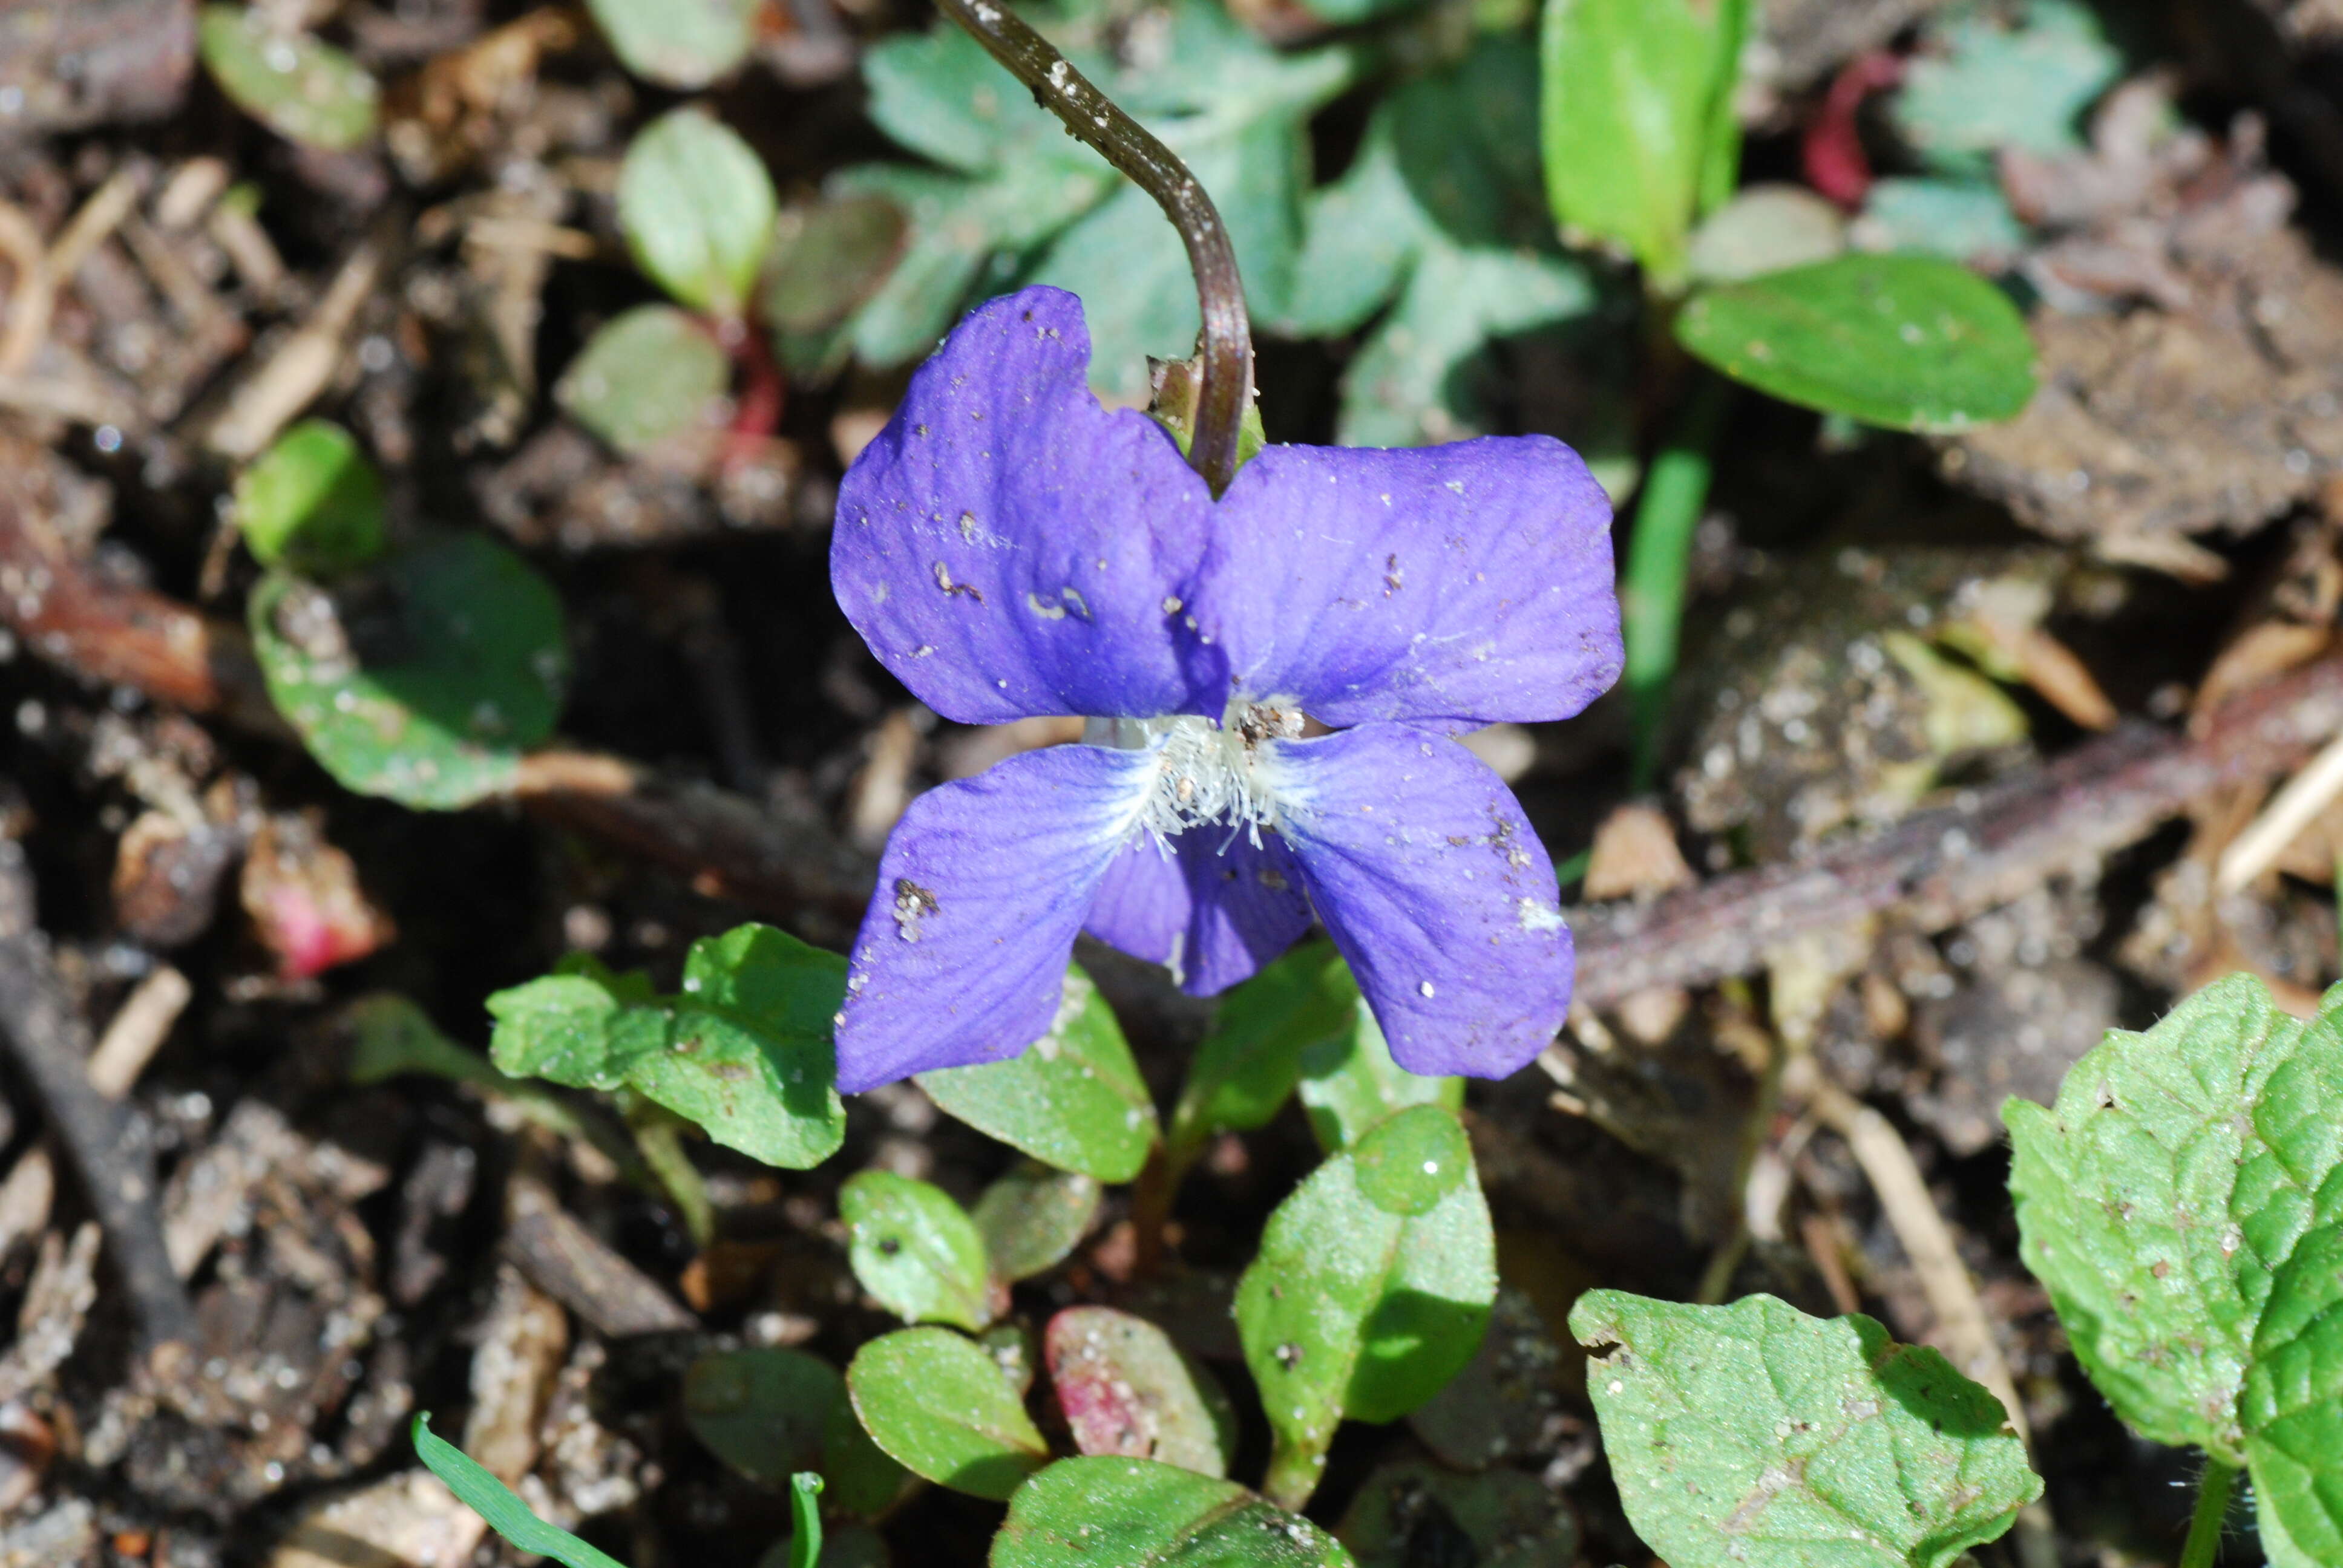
[
  {"xmin": 1265, "ymin": 724, "xmax": 1572, "ymax": 1077},
  {"xmin": 1084, "ymin": 831, "xmax": 1313, "ymax": 996},
  {"xmin": 835, "ymin": 742, "xmax": 1155, "ymax": 1092}
]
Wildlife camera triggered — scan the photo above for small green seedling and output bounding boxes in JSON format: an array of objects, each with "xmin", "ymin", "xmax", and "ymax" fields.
[
  {"xmin": 1572, "ymin": 1292, "xmax": 2042, "ymax": 1568},
  {"xmin": 2006, "ymin": 973, "xmax": 2343, "ymax": 1568},
  {"xmin": 841, "ymin": 1170, "xmax": 995, "ymax": 1331},
  {"xmin": 249, "ymin": 532, "xmax": 568, "ymax": 811},
  {"xmin": 234, "ymin": 420, "xmax": 386, "ymax": 575},
  {"xmin": 557, "ymin": 106, "xmax": 784, "ymax": 457},
  {"xmin": 198, "ymin": 4, "xmax": 379, "ymax": 151},
  {"xmin": 582, "ymin": 0, "xmax": 758, "ymax": 89}
]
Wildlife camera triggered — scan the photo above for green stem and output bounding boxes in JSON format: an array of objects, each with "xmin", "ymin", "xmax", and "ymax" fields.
[
  {"xmin": 789, "ymin": 1473, "xmax": 826, "ymax": 1568},
  {"xmin": 1622, "ymin": 374, "xmax": 1729, "ymax": 794},
  {"xmin": 2180, "ymin": 1459, "xmax": 2238, "ymax": 1568},
  {"xmin": 629, "ymin": 1108, "xmax": 715, "ymax": 1249}
]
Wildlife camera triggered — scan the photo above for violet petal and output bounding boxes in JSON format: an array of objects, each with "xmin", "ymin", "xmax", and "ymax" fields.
[
  {"xmin": 835, "ymin": 740, "xmax": 1155, "ymax": 1091},
  {"xmin": 832, "ymin": 287, "xmax": 1215, "ymax": 725},
  {"xmin": 1083, "ymin": 829, "xmax": 1314, "ymax": 996},
  {"xmin": 1266, "ymin": 724, "xmax": 1572, "ymax": 1077},
  {"xmin": 1191, "ymin": 438, "xmax": 1621, "ymax": 730}
]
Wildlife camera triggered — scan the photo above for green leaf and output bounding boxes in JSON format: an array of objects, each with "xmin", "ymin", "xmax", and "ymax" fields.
[
  {"xmin": 841, "ymin": 1171, "xmax": 993, "ymax": 1330},
  {"xmin": 1538, "ymin": 0, "xmax": 1747, "ymax": 287},
  {"xmin": 234, "ymin": 420, "xmax": 384, "ymax": 575},
  {"xmin": 1853, "ymin": 179, "xmax": 2026, "ymax": 266},
  {"xmin": 1298, "ymin": 993, "xmax": 1463, "ymax": 1156},
  {"xmin": 250, "ymin": 534, "xmax": 565, "ymax": 811},
  {"xmin": 837, "ymin": 0, "xmax": 1352, "ymax": 390},
  {"xmin": 684, "ymin": 1349, "xmax": 841, "ymax": 1486},
  {"xmin": 582, "ymin": 0, "xmax": 756, "ymax": 88},
  {"xmin": 1675, "ymin": 255, "xmax": 2036, "ymax": 431},
  {"xmin": 824, "ymin": 1384, "xmax": 911, "ymax": 1518},
  {"xmin": 198, "ymin": 6, "xmax": 379, "ymax": 152},
  {"xmin": 620, "ymin": 108, "xmax": 778, "ymax": 319},
  {"xmin": 1281, "ymin": 44, "xmax": 1593, "ymax": 448},
  {"xmin": 488, "ymin": 924, "xmax": 846, "ymax": 1170},
  {"xmin": 1892, "ymin": 0, "xmax": 2120, "ymax": 169},
  {"xmin": 2245, "ymin": 1224, "xmax": 2343, "ymax": 1567},
  {"xmin": 916, "ymin": 965, "xmax": 1157, "ymax": 1181},
  {"xmin": 1335, "ymin": 1460, "xmax": 1577, "ymax": 1568},
  {"xmin": 1043, "ymin": 1306, "xmax": 1236, "ymax": 1478},
  {"xmin": 845, "ymin": 1327, "xmax": 1049, "ymax": 1499},
  {"xmin": 557, "ymin": 308, "xmax": 730, "ymax": 457},
  {"xmin": 973, "ymin": 1160, "xmax": 1101, "ymax": 1282},
  {"xmin": 995, "ymin": 1457, "xmax": 1354, "ymax": 1568},
  {"xmin": 1236, "ymin": 1105, "xmax": 1496, "ymax": 1508},
  {"xmin": 414, "ymin": 1414, "xmax": 630, "ymax": 1568},
  {"xmin": 1167, "ymin": 943, "xmax": 1354, "ymax": 1179},
  {"xmin": 1685, "ymin": 185, "xmax": 1845, "ymax": 286},
  {"xmin": 1570, "ymin": 1292, "xmax": 2040, "ymax": 1568},
  {"xmin": 763, "ymin": 195, "xmax": 911, "ymax": 377},
  {"xmin": 2005, "ymin": 973, "xmax": 2343, "ymax": 1465}
]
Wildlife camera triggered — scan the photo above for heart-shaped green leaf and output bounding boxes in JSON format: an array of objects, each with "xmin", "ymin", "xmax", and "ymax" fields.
[
  {"xmin": 1538, "ymin": 0, "xmax": 1746, "ymax": 287},
  {"xmin": 198, "ymin": 5, "xmax": 379, "ymax": 151},
  {"xmin": 841, "ymin": 1171, "xmax": 992, "ymax": 1330},
  {"xmin": 620, "ymin": 108, "xmax": 778, "ymax": 319},
  {"xmin": 916, "ymin": 965, "xmax": 1157, "ymax": 1181},
  {"xmin": 487, "ymin": 926, "xmax": 846, "ymax": 1170},
  {"xmin": 684, "ymin": 1349, "xmax": 841, "ymax": 1488},
  {"xmin": 845, "ymin": 1327, "xmax": 1048, "ymax": 1500},
  {"xmin": 1236, "ymin": 1105, "xmax": 1495, "ymax": 1508},
  {"xmin": 234, "ymin": 420, "xmax": 385, "ymax": 575},
  {"xmin": 250, "ymin": 534, "xmax": 565, "ymax": 810},
  {"xmin": 1044, "ymin": 1307, "xmax": 1236, "ymax": 1478},
  {"xmin": 557, "ymin": 304, "xmax": 731, "ymax": 455},
  {"xmin": 582, "ymin": 0, "xmax": 756, "ymax": 89},
  {"xmin": 1674, "ymin": 255, "xmax": 2036, "ymax": 431},
  {"xmin": 2007, "ymin": 973, "xmax": 2343, "ymax": 1558},
  {"xmin": 1571, "ymin": 1292, "xmax": 2040, "ymax": 1568},
  {"xmin": 973, "ymin": 1161, "xmax": 1100, "ymax": 1284},
  {"xmin": 994, "ymin": 1458, "xmax": 1352, "ymax": 1568},
  {"xmin": 2244, "ymin": 1224, "xmax": 2343, "ymax": 1568}
]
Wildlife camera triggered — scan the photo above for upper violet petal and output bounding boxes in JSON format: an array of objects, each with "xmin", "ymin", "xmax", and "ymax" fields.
[
  {"xmin": 1190, "ymin": 437, "xmax": 1621, "ymax": 729},
  {"xmin": 835, "ymin": 740, "xmax": 1155, "ymax": 1092},
  {"xmin": 1084, "ymin": 830, "xmax": 1314, "ymax": 997},
  {"xmin": 1266, "ymin": 724, "xmax": 1571, "ymax": 1077},
  {"xmin": 831, "ymin": 287, "xmax": 1216, "ymax": 725}
]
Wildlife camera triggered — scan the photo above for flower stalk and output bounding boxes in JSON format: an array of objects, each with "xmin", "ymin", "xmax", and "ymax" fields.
[{"xmin": 932, "ymin": 0, "xmax": 1254, "ymax": 495}]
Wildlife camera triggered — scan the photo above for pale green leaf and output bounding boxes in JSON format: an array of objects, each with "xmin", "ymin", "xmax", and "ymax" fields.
[
  {"xmin": 841, "ymin": 1170, "xmax": 992, "ymax": 1330},
  {"xmin": 198, "ymin": 6, "xmax": 379, "ymax": 152},
  {"xmin": 582, "ymin": 0, "xmax": 756, "ymax": 89},
  {"xmin": 250, "ymin": 535, "xmax": 565, "ymax": 811},
  {"xmin": 845, "ymin": 1327, "xmax": 1048, "ymax": 1500},
  {"xmin": 1675, "ymin": 255, "xmax": 2036, "ymax": 431},
  {"xmin": 619, "ymin": 108, "xmax": 778, "ymax": 319},
  {"xmin": 917, "ymin": 965, "xmax": 1157, "ymax": 1181},
  {"xmin": 234, "ymin": 420, "xmax": 385, "ymax": 575},
  {"xmin": 972, "ymin": 1161, "xmax": 1101, "ymax": 1283},
  {"xmin": 994, "ymin": 1458, "xmax": 1354, "ymax": 1568},
  {"xmin": 1236, "ymin": 1106, "xmax": 1495, "ymax": 1508},
  {"xmin": 1538, "ymin": 0, "xmax": 1747, "ymax": 286},
  {"xmin": 1570, "ymin": 1292, "xmax": 2040, "ymax": 1568}
]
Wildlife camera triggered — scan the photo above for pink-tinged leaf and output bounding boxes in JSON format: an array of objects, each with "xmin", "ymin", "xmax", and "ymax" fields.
[
  {"xmin": 239, "ymin": 812, "xmax": 393, "ymax": 979},
  {"xmin": 1044, "ymin": 1307, "xmax": 1234, "ymax": 1478}
]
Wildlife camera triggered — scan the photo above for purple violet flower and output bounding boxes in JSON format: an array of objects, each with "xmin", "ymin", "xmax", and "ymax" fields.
[{"xmin": 829, "ymin": 287, "xmax": 1622, "ymax": 1092}]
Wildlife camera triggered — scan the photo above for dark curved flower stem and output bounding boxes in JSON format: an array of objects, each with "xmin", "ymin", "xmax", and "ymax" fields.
[{"xmin": 933, "ymin": 0, "xmax": 1254, "ymax": 496}]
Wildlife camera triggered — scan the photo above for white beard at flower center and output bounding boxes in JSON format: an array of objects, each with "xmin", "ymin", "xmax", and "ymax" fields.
[{"xmin": 1085, "ymin": 699, "xmax": 1306, "ymax": 844}]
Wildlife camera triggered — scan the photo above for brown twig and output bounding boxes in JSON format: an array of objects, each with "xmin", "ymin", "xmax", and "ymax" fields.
[
  {"xmin": 1567, "ymin": 651, "xmax": 2343, "ymax": 1007},
  {"xmin": 0, "ymin": 840, "xmax": 195, "ymax": 1354}
]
